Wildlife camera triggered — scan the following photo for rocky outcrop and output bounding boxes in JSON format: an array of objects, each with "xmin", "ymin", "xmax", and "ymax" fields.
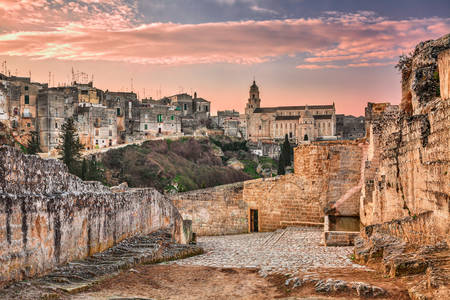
[
  {"xmin": 358, "ymin": 34, "xmax": 450, "ymax": 299},
  {"xmin": 0, "ymin": 146, "xmax": 191, "ymax": 287},
  {"xmin": 398, "ymin": 34, "xmax": 449, "ymax": 114}
]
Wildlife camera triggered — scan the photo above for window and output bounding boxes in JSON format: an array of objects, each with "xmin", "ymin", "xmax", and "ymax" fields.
[
  {"xmin": 95, "ymin": 129, "xmax": 99, "ymax": 136},
  {"xmin": 24, "ymin": 95, "xmax": 29, "ymax": 104},
  {"xmin": 24, "ymin": 86, "xmax": 29, "ymax": 91},
  {"xmin": 55, "ymin": 123, "xmax": 58, "ymax": 129},
  {"xmin": 184, "ymin": 103, "xmax": 187, "ymax": 110},
  {"xmin": 116, "ymin": 108, "xmax": 121, "ymax": 116},
  {"xmin": 144, "ymin": 124, "xmax": 148, "ymax": 130},
  {"xmin": 109, "ymin": 130, "xmax": 112, "ymax": 136},
  {"xmin": 27, "ymin": 123, "xmax": 30, "ymax": 127},
  {"xmin": 157, "ymin": 114, "xmax": 163, "ymax": 123},
  {"xmin": 259, "ymin": 125, "xmax": 261, "ymax": 130}
]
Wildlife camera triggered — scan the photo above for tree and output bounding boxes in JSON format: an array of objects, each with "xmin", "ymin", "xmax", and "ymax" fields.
[
  {"xmin": 277, "ymin": 151, "xmax": 286, "ymax": 175},
  {"xmin": 282, "ymin": 134, "xmax": 292, "ymax": 166},
  {"xmin": 26, "ymin": 131, "xmax": 41, "ymax": 154},
  {"xmin": 277, "ymin": 134, "xmax": 292, "ymax": 175},
  {"xmin": 57, "ymin": 118, "xmax": 83, "ymax": 173}
]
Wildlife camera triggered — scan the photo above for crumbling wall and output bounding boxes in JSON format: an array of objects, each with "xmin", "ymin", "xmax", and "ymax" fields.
[
  {"xmin": 361, "ymin": 35, "xmax": 450, "ymax": 246},
  {"xmin": 361, "ymin": 98, "xmax": 449, "ymax": 245},
  {"xmin": 0, "ymin": 146, "xmax": 189, "ymax": 286}
]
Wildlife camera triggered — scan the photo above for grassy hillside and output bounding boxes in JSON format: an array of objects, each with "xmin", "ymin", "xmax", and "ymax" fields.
[{"xmin": 99, "ymin": 137, "xmax": 254, "ymax": 193}]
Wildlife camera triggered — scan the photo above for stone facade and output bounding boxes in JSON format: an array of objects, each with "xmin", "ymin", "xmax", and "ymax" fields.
[
  {"xmin": 0, "ymin": 146, "xmax": 190, "ymax": 286},
  {"xmin": 76, "ymin": 104, "xmax": 118, "ymax": 149},
  {"xmin": 335, "ymin": 114, "xmax": 365, "ymax": 140},
  {"xmin": 0, "ymin": 76, "xmax": 46, "ymax": 145},
  {"xmin": 245, "ymin": 81, "xmax": 336, "ymax": 143},
  {"xmin": 36, "ymin": 87, "xmax": 79, "ymax": 152}
]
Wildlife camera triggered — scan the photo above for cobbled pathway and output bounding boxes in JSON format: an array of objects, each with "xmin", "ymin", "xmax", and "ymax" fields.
[{"xmin": 172, "ymin": 227, "xmax": 365, "ymax": 276}]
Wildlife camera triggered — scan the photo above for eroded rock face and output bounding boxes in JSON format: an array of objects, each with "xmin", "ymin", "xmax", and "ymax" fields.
[
  {"xmin": 0, "ymin": 146, "xmax": 190, "ymax": 287},
  {"xmin": 398, "ymin": 34, "xmax": 450, "ymax": 114}
]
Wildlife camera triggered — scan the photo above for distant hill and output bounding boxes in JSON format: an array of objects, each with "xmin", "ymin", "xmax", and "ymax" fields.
[{"xmin": 97, "ymin": 136, "xmax": 259, "ymax": 193}]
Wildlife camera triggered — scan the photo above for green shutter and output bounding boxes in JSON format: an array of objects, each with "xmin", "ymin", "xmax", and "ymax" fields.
[{"xmin": 25, "ymin": 95, "xmax": 29, "ymax": 104}]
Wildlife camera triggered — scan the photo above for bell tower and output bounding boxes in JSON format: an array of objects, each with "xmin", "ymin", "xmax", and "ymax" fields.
[{"xmin": 245, "ymin": 80, "xmax": 261, "ymax": 115}]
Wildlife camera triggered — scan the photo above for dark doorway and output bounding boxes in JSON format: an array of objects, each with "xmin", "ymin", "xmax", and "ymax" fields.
[
  {"xmin": 158, "ymin": 127, "xmax": 162, "ymax": 134},
  {"xmin": 250, "ymin": 209, "xmax": 258, "ymax": 232}
]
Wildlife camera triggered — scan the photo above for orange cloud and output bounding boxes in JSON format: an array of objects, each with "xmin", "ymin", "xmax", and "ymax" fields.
[{"xmin": 0, "ymin": 5, "xmax": 448, "ymax": 69}]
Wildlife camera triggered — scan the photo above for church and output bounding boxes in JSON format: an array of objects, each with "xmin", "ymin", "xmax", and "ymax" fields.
[{"xmin": 245, "ymin": 81, "xmax": 336, "ymax": 142}]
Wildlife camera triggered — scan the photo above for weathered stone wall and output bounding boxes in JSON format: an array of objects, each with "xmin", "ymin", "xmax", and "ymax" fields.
[
  {"xmin": 294, "ymin": 141, "xmax": 364, "ymax": 217},
  {"xmin": 171, "ymin": 140, "xmax": 364, "ymax": 235},
  {"xmin": 0, "ymin": 146, "xmax": 189, "ymax": 286},
  {"xmin": 170, "ymin": 182, "xmax": 247, "ymax": 236},
  {"xmin": 438, "ymin": 49, "xmax": 450, "ymax": 100},
  {"xmin": 361, "ymin": 97, "xmax": 449, "ymax": 245},
  {"xmin": 361, "ymin": 35, "xmax": 450, "ymax": 246}
]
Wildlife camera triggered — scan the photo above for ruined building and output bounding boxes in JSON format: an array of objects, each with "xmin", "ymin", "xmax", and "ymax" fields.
[
  {"xmin": 245, "ymin": 81, "xmax": 336, "ymax": 143},
  {"xmin": 335, "ymin": 114, "xmax": 365, "ymax": 140}
]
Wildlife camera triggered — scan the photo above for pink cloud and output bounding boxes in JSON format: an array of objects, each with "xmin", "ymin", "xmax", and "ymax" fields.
[{"xmin": 0, "ymin": 6, "xmax": 448, "ymax": 69}]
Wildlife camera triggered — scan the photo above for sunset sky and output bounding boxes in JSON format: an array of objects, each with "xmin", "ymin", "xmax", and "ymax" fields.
[{"xmin": 0, "ymin": 0, "xmax": 449, "ymax": 116}]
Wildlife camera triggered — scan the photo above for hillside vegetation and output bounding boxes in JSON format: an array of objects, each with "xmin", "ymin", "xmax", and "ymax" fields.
[{"xmin": 98, "ymin": 136, "xmax": 273, "ymax": 193}]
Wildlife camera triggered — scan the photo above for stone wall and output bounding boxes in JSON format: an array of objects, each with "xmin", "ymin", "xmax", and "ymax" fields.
[
  {"xmin": 294, "ymin": 141, "xmax": 364, "ymax": 217},
  {"xmin": 361, "ymin": 35, "xmax": 450, "ymax": 246},
  {"xmin": 0, "ymin": 146, "xmax": 189, "ymax": 287},
  {"xmin": 171, "ymin": 140, "xmax": 364, "ymax": 235},
  {"xmin": 361, "ymin": 96, "xmax": 449, "ymax": 246},
  {"xmin": 170, "ymin": 182, "xmax": 247, "ymax": 236}
]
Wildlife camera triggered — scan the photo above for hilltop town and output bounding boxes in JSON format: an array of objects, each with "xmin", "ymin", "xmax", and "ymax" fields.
[{"xmin": 0, "ymin": 71, "xmax": 364, "ymax": 157}]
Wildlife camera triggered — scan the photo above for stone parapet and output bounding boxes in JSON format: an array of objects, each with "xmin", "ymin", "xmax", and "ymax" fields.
[{"xmin": 0, "ymin": 146, "xmax": 189, "ymax": 287}]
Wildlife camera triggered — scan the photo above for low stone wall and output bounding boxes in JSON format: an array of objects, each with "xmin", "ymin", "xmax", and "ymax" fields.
[
  {"xmin": 0, "ymin": 146, "xmax": 189, "ymax": 287},
  {"xmin": 170, "ymin": 182, "xmax": 247, "ymax": 236},
  {"xmin": 324, "ymin": 231, "xmax": 359, "ymax": 246}
]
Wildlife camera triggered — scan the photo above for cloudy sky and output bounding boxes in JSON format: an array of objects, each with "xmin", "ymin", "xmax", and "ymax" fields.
[{"xmin": 0, "ymin": 0, "xmax": 449, "ymax": 115}]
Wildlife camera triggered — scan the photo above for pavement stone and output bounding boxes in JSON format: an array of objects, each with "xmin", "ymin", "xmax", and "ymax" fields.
[{"xmin": 171, "ymin": 227, "xmax": 365, "ymax": 276}]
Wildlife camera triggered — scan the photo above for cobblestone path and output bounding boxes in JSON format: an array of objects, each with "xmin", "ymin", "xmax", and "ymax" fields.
[{"xmin": 172, "ymin": 227, "xmax": 365, "ymax": 276}]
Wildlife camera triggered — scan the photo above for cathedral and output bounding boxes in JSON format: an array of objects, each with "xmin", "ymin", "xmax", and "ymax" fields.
[{"xmin": 245, "ymin": 81, "xmax": 336, "ymax": 142}]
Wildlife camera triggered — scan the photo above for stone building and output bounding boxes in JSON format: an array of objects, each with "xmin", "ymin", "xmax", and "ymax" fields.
[
  {"xmin": 132, "ymin": 99, "xmax": 182, "ymax": 137},
  {"xmin": 36, "ymin": 87, "xmax": 79, "ymax": 152},
  {"xmin": 245, "ymin": 81, "xmax": 336, "ymax": 142},
  {"xmin": 105, "ymin": 91, "xmax": 138, "ymax": 143},
  {"xmin": 335, "ymin": 114, "xmax": 365, "ymax": 140},
  {"xmin": 0, "ymin": 74, "xmax": 47, "ymax": 144},
  {"xmin": 74, "ymin": 81, "xmax": 103, "ymax": 104},
  {"xmin": 76, "ymin": 103, "xmax": 118, "ymax": 150}
]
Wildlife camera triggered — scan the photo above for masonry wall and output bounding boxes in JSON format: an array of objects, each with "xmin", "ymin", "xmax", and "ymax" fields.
[
  {"xmin": 171, "ymin": 140, "xmax": 364, "ymax": 235},
  {"xmin": 0, "ymin": 146, "xmax": 188, "ymax": 287},
  {"xmin": 294, "ymin": 141, "xmax": 364, "ymax": 217},
  {"xmin": 170, "ymin": 182, "xmax": 247, "ymax": 236}
]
